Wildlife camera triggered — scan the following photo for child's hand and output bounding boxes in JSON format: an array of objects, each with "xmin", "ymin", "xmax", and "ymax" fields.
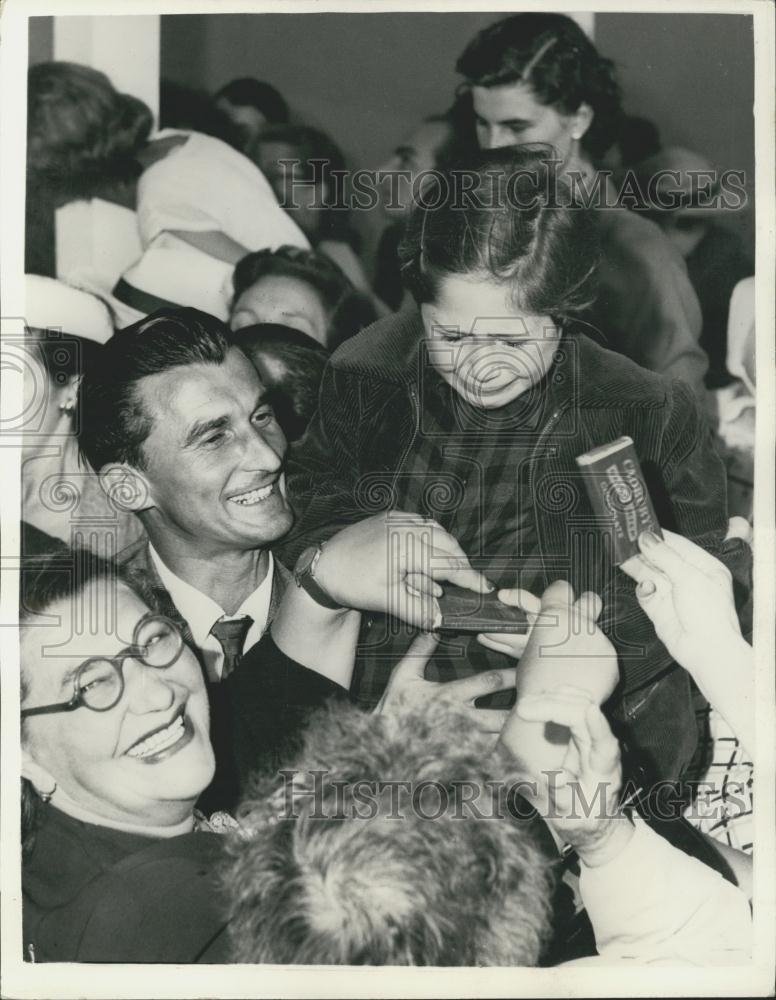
[{"xmin": 476, "ymin": 587, "xmax": 542, "ymax": 659}]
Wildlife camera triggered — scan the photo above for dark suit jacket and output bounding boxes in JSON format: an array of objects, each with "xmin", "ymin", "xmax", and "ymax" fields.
[{"xmin": 119, "ymin": 540, "xmax": 294, "ymax": 813}]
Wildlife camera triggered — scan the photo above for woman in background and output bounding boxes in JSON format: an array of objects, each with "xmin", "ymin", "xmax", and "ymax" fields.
[
  {"xmin": 21, "ymin": 276, "xmax": 144, "ymax": 558},
  {"xmin": 456, "ymin": 13, "xmax": 708, "ymax": 400},
  {"xmin": 26, "ymin": 61, "xmax": 307, "ymax": 316}
]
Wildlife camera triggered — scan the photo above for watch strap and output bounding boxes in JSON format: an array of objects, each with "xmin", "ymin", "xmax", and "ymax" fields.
[{"xmin": 294, "ymin": 544, "xmax": 343, "ymax": 610}]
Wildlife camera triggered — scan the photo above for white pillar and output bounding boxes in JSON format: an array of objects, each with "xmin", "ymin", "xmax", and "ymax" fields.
[
  {"xmin": 571, "ymin": 12, "xmax": 595, "ymax": 39},
  {"xmin": 53, "ymin": 15, "xmax": 160, "ymax": 294}
]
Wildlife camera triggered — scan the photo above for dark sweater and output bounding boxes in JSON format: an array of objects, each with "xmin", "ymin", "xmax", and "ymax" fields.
[{"xmin": 23, "ymin": 806, "xmax": 231, "ymax": 964}]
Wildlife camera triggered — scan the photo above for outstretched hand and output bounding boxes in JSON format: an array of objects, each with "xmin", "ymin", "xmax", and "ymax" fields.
[
  {"xmin": 620, "ymin": 527, "xmax": 743, "ymax": 674},
  {"xmin": 375, "ymin": 632, "xmax": 516, "ymax": 735},
  {"xmin": 316, "ymin": 512, "xmax": 492, "ymax": 630}
]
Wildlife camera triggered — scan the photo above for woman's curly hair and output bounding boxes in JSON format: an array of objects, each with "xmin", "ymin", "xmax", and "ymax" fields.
[
  {"xmin": 457, "ymin": 13, "xmax": 623, "ymax": 161},
  {"xmin": 27, "ymin": 61, "xmax": 153, "ymax": 202}
]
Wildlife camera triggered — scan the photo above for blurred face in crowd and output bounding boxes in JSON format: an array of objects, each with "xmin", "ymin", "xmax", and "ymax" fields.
[
  {"xmin": 231, "ymin": 275, "xmax": 329, "ymax": 346},
  {"xmin": 254, "ymin": 139, "xmax": 327, "ymax": 240},
  {"xmin": 133, "ymin": 347, "xmax": 293, "ymax": 551},
  {"xmin": 216, "ymin": 98, "xmax": 267, "ymax": 148},
  {"xmin": 378, "ymin": 119, "xmax": 452, "ymax": 214},
  {"xmin": 472, "ymin": 82, "xmax": 590, "ymax": 166},
  {"xmin": 21, "ymin": 582, "xmax": 214, "ymax": 828},
  {"xmin": 421, "ymin": 272, "xmax": 559, "ymax": 409}
]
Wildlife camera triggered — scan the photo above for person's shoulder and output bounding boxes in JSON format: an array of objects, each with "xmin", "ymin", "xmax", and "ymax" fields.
[
  {"xmin": 327, "ymin": 309, "xmax": 424, "ymax": 382},
  {"xmin": 77, "ymin": 833, "xmax": 230, "ymax": 963},
  {"xmin": 571, "ymin": 330, "xmax": 672, "ymax": 404},
  {"xmin": 600, "ymin": 207, "xmax": 685, "ymax": 271}
]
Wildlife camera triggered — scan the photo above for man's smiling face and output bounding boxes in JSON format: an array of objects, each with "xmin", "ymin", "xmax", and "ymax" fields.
[{"xmin": 136, "ymin": 347, "xmax": 294, "ymax": 552}]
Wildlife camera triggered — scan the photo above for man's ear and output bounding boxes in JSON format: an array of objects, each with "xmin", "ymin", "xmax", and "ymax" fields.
[
  {"xmin": 571, "ymin": 102, "xmax": 594, "ymax": 143},
  {"xmin": 98, "ymin": 463, "xmax": 155, "ymax": 514}
]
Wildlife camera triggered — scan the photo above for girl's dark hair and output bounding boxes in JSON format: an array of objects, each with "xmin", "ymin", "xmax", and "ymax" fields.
[
  {"xmin": 232, "ymin": 324, "xmax": 329, "ymax": 442},
  {"xmin": 19, "ymin": 539, "xmax": 156, "ymax": 859},
  {"xmin": 27, "ymin": 61, "xmax": 153, "ymax": 203},
  {"xmin": 456, "ymin": 13, "xmax": 623, "ymax": 160},
  {"xmin": 232, "ymin": 246, "xmax": 378, "ymax": 350},
  {"xmin": 398, "ymin": 146, "xmax": 599, "ymax": 323}
]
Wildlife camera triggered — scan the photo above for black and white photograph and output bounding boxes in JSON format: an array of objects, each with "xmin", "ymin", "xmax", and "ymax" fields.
[{"xmin": 1, "ymin": 1, "xmax": 774, "ymax": 996}]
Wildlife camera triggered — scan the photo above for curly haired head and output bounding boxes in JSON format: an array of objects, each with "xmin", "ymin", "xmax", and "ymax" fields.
[
  {"xmin": 457, "ymin": 14, "xmax": 622, "ymax": 160},
  {"xmin": 27, "ymin": 61, "xmax": 153, "ymax": 202},
  {"xmin": 223, "ymin": 698, "xmax": 555, "ymax": 965}
]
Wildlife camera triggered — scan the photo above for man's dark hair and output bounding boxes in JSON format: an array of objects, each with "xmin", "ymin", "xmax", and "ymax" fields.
[
  {"xmin": 215, "ymin": 78, "xmax": 289, "ymax": 125},
  {"xmin": 232, "ymin": 245, "xmax": 378, "ymax": 350},
  {"xmin": 77, "ymin": 308, "xmax": 231, "ymax": 472},
  {"xmin": 398, "ymin": 146, "xmax": 599, "ymax": 322},
  {"xmin": 224, "ymin": 697, "xmax": 554, "ymax": 965},
  {"xmin": 456, "ymin": 13, "xmax": 622, "ymax": 160},
  {"xmin": 231, "ymin": 323, "xmax": 329, "ymax": 442}
]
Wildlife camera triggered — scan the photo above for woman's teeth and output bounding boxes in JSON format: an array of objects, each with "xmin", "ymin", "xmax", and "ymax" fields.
[
  {"xmin": 126, "ymin": 715, "xmax": 185, "ymax": 759},
  {"xmin": 229, "ymin": 483, "xmax": 274, "ymax": 506}
]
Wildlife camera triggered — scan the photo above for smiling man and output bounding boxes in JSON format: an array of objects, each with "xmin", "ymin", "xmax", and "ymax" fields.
[{"xmin": 77, "ymin": 308, "xmax": 294, "ymax": 808}]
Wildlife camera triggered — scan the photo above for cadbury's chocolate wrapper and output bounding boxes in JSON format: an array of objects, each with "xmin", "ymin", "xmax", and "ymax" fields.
[{"xmin": 575, "ymin": 436, "xmax": 662, "ymax": 565}]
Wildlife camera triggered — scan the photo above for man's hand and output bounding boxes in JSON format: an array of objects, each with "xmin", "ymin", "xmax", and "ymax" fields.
[
  {"xmin": 375, "ymin": 632, "xmax": 515, "ymax": 735},
  {"xmin": 514, "ymin": 686, "xmax": 633, "ymax": 867},
  {"xmin": 315, "ymin": 512, "xmax": 492, "ymax": 630}
]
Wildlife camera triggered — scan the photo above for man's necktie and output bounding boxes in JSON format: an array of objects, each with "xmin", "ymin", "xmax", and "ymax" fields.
[{"xmin": 209, "ymin": 616, "xmax": 254, "ymax": 679}]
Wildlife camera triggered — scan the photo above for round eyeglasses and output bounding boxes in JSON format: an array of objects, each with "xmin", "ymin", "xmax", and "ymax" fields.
[{"xmin": 21, "ymin": 614, "xmax": 185, "ymax": 718}]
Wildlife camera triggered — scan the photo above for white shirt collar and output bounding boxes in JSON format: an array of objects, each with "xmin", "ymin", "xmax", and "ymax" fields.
[{"xmin": 148, "ymin": 544, "xmax": 274, "ymax": 681}]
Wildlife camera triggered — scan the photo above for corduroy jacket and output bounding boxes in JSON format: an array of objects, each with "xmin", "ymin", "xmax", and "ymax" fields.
[{"xmin": 281, "ymin": 311, "xmax": 750, "ymax": 778}]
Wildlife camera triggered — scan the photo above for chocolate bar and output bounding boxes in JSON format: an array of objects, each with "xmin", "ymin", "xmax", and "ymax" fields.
[
  {"xmin": 436, "ymin": 584, "xmax": 529, "ymax": 634},
  {"xmin": 576, "ymin": 436, "xmax": 663, "ymax": 565}
]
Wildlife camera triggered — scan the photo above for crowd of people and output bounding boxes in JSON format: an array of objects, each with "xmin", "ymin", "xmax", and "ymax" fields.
[{"xmin": 18, "ymin": 12, "xmax": 756, "ymax": 968}]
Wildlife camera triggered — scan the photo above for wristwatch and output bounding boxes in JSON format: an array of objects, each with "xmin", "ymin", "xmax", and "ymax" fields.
[{"xmin": 293, "ymin": 543, "xmax": 343, "ymax": 610}]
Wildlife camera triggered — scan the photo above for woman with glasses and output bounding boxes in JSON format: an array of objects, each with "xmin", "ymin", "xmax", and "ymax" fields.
[
  {"xmin": 20, "ymin": 511, "xmax": 514, "ymax": 963},
  {"xmin": 20, "ymin": 547, "xmax": 232, "ymax": 962}
]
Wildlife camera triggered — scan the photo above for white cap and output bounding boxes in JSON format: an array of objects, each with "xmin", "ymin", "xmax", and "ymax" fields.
[
  {"xmin": 108, "ymin": 232, "xmax": 234, "ymax": 328},
  {"xmin": 24, "ymin": 275, "xmax": 114, "ymax": 343}
]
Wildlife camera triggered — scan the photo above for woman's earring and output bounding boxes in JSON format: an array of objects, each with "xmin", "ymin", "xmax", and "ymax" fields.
[
  {"xmin": 58, "ymin": 399, "xmax": 75, "ymax": 415},
  {"xmin": 39, "ymin": 782, "xmax": 57, "ymax": 804}
]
